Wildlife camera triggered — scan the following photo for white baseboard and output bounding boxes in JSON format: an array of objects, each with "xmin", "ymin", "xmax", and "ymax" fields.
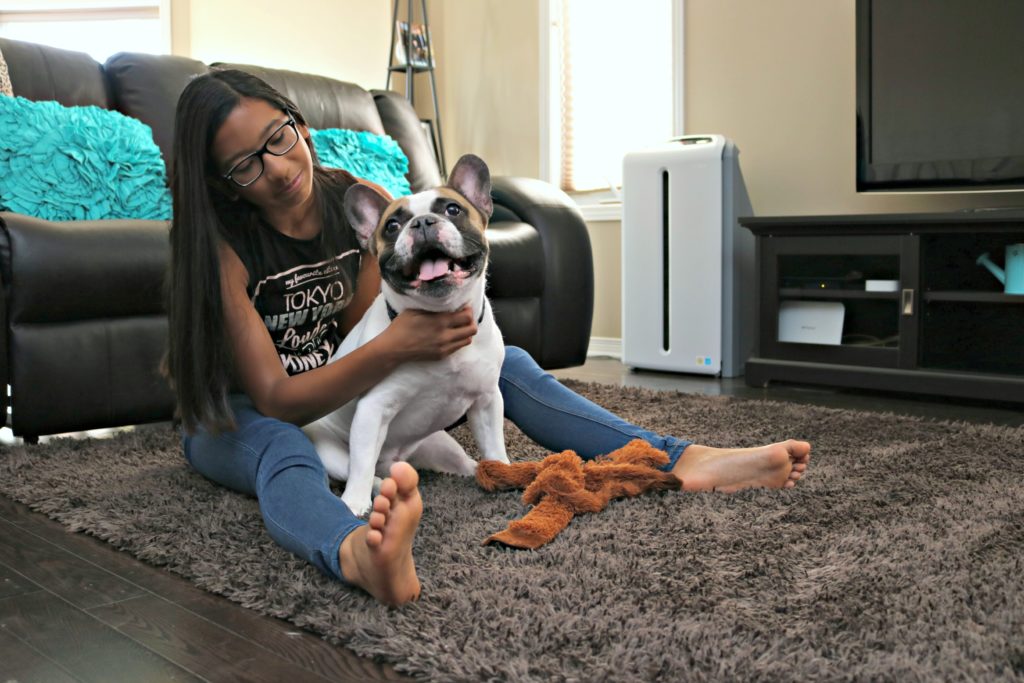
[{"xmin": 587, "ymin": 336, "xmax": 622, "ymax": 359}]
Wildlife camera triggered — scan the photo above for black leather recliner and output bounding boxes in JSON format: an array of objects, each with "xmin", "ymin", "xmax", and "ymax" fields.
[{"xmin": 0, "ymin": 37, "xmax": 594, "ymax": 441}]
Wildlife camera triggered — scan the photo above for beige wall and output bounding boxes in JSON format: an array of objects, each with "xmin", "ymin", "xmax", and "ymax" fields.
[
  {"xmin": 430, "ymin": 0, "xmax": 540, "ymax": 178},
  {"xmin": 171, "ymin": 0, "xmax": 392, "ymax": 89}
]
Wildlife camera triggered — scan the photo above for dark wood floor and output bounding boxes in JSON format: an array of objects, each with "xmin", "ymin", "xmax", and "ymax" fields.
[
  {"xmin": 1, "ymin": 358, "xmax": 1020, "ymax": 682},
  {"xmin": 0, "ymin": 497, "xmax": 407, "ymax": 683}
]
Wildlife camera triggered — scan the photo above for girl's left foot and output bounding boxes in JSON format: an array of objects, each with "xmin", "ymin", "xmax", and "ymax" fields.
[
  {"xmin": 338, "ymin": 462, "xmax": 422, "ymax": 606},
  {"xmin": 672, "ymin": 440, "xmax": 811, "ymax": 492}
]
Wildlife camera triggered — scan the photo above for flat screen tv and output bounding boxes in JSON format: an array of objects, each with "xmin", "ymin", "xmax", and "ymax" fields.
[{"xmin": 856, "ymin": 0, "xmax": 1024, "ymax": 192}]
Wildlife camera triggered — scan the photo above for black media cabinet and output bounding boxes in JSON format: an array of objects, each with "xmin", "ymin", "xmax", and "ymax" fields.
[{"xmin": 740, "ymin": 210, "xmax": 1024, "ymax": 403}]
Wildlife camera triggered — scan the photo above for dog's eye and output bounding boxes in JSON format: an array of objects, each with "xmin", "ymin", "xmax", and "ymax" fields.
[
  {"xmin": 445, "ymin": 203, "xmax": 462, "ymax": 217},
  {"xmin": 383, "ymin": 218, "xmax": 401, "ymax": 236}
]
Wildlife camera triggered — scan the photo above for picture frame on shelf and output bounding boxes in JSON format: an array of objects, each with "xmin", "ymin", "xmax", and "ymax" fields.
[{"xmin": 394, "ymin": 21, "xmax": 434, "ymax": 69}]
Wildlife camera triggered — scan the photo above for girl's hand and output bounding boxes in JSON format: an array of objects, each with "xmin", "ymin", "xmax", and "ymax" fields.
[{"xmin": 381, "ymin": 305, "xmax": 478, "ymax": 362}]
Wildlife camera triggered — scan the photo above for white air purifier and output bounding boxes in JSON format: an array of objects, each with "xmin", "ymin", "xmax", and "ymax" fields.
[{"xmin": 621, "ymin": 134, "xmax": 754, "ymax": 377}]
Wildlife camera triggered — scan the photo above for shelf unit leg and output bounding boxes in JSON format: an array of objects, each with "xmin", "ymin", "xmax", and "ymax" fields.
[{"xmin": 421, "ymin": 0, "xmax": 446, "ymax": 177}]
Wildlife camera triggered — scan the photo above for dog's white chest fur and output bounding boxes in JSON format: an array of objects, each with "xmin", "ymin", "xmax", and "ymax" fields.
[{"xmin": 302, "ymin": 281, "xmax": 508, "ymax": 515}]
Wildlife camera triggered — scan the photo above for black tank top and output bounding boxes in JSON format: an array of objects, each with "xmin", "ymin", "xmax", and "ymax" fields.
[{"xmin": 226, "ymin": 216, "xmax": 362, "ymax": 375}]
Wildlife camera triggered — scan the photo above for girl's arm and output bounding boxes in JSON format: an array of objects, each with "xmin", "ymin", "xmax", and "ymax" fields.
[
  {"xmin": 339, "ymin": 250, "xmax": 382, "ymax": 337},
  {"xmin": 219, "ymin": 243, "xmax": 477, "ymax": 426}
]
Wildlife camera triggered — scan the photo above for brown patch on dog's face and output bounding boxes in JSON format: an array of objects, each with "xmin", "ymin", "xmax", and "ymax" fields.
[
  {"xmin": 432, "ymin": 187, "xmax": 488, "ymax": 231},
  {"xmin": 373, "ymin": 197, "xmax": 412, "ymax": 256}
]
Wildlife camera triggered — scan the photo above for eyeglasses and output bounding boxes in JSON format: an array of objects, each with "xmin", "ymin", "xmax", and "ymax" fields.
[{"xmin": 222, "ymin": 117, "xmax": 299, "ymax": 187}]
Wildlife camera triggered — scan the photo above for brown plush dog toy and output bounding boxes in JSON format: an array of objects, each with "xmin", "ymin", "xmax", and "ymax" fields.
[{"xmin": 475, "ymin": 439, "xmax": 683, "ymax": 549}]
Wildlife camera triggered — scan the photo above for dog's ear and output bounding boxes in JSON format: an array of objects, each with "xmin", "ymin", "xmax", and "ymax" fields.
[
  {"xmin": 447, "ymin": 154, "xmax": 493, "ymax": 219},
  {"xmin": 344, "ymin": 183, "xmax": 391, "ymax": 251}
]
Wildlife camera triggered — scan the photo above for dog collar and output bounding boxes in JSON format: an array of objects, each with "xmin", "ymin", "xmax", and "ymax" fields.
[{"xmin": 386, "ymin": 297, "xmax": 488, "ymax": 324}]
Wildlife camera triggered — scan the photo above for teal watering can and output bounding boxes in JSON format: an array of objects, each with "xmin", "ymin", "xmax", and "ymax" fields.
[{"xmin": 976, "ymin": 243, "xmax": 1024, "ymax": 295}]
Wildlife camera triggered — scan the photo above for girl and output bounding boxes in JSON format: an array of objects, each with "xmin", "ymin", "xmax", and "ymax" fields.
[{"xmin": 165, "ymin": 69, "xmax": 810, "ymax": 606}]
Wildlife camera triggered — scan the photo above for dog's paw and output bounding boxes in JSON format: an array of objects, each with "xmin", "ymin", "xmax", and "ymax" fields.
[
  {"xmin": 482, "ymin": 453, "xmax": 511, "ymax": 465},
  {"xmin": 456, "ymin": 460, "xmax": 479, "ymax": 477},
  {"xmin": 341, "ymin": 492, "xmax": 373, "ymax": 517}
]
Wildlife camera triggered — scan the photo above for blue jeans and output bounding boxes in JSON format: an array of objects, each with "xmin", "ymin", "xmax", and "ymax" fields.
[
  {"xmin": 183, "ymin": 394, "xmax": 363, "ymax": 581},
  {"xmin": 499, "ymin": 346, "xmax": 691, "ymax": 470},
  {"xmin": 182, "ymin": 346, "xmax": 692, "ymax": 582}
]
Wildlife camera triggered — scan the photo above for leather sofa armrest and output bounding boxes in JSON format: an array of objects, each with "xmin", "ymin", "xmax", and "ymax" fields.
[{"xmin": 489, "ymin": 177, "xmax": 594, "ymax": 368}]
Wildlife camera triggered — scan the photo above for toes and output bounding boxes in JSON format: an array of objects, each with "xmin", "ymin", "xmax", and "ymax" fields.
[
  {"xmin": 369, "ymin": 511, "xmax": 387, "ymax": 530},
  {"xmin": 365, "ymin": 527, "xmax": 383, "ymax": 548},
  {"xmin": 373, "ymin": 493, "xmax": 392, "ymax": 515},
  {"xmin": 389, "ymin": 462, "xmax": 420, "ymax": 495},
  {"xmin": 784, "ymin": 440, "xmax": 811, "ymax": 462},
  {"xmin": 378, "ymin": 476, "xmax": 397, "ymax": 500}
]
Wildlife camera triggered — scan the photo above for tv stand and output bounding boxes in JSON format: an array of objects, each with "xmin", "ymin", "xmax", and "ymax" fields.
[{"xmin": 740, "ymin": 210, "xmax": 1024, "ymax": 403}]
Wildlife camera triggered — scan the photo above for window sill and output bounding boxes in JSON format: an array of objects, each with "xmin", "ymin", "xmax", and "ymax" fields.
[
  {"xmin": 564, "ymin": 188, "xmax": 622, "ymax": 222},
  {"xmin": 573, "ymin": 200, "xmax": 622, "ymax": 223}
]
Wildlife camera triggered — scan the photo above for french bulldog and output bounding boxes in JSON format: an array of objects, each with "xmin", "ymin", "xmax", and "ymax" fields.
[{"xmin": 302, "ymin": 154, "xmax": 510, "ymax": 516}]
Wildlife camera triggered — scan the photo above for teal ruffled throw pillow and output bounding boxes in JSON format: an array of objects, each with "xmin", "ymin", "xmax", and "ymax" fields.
[
  {"xmin": 310, "ymin": 128, "xmax": 412, "ymax": 198},
  {"xmin": 0, "ymin": 96, "xmax": 171, "ymax": 221}
]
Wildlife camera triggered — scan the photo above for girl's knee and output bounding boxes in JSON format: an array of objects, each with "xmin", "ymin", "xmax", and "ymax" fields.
[
  {"xmin": 255, "ymin": 418, "xmax": 313, "ymax": 450},
  {"xmin": 501, "ymin": 345, "xmax": 538, "ymax": 378},
  {"xmin": 255, "ymin": 423, "xmax": 326, "ymax": 476}
]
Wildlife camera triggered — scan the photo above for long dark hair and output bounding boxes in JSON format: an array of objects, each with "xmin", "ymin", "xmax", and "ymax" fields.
[{"xmin": 164, "ymin": 69, "xmax": 354, "ymax": 434}]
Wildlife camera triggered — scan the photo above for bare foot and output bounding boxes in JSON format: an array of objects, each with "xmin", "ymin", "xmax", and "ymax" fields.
[
  {"xmin": 672, "ymin": 440, "xmax": 811, "ymax": 493},
  {"xmin": 338, "ymin": 462, "xmax": 422, "ymax": 606}
]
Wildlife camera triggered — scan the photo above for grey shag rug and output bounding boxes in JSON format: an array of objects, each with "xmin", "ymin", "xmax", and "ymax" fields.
[{"xmin": 2, "ymin": 381, "xmax": 1023, "ymax": 682}]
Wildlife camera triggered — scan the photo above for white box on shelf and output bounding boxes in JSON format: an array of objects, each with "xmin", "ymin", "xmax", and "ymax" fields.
[
  {"xmin": 865, "ymin": 279, "xmax": 900, "ymax": 292},
  {"xmin": 777, "ymin": 300, "xmax": 845, "ymax": 345}
]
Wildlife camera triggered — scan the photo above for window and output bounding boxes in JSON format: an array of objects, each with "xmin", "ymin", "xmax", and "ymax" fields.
[
  {"xmin": 0, "ymin": 0, "xmax": 169, "ymax": 64},
  {"xmin": 542, "ymin": 0, "xmax": 682, "ymax": 200}
]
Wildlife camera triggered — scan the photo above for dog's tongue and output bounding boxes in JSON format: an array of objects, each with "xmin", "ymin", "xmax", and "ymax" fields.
[{"xmin": 418, "ymin": 258, "xmax": 452, "ymax": 282}]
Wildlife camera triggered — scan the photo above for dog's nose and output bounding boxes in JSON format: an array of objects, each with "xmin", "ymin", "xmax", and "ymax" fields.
[{"xmin": 410, "ymin": 215, "xmax": 438, "ymax": 230}]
